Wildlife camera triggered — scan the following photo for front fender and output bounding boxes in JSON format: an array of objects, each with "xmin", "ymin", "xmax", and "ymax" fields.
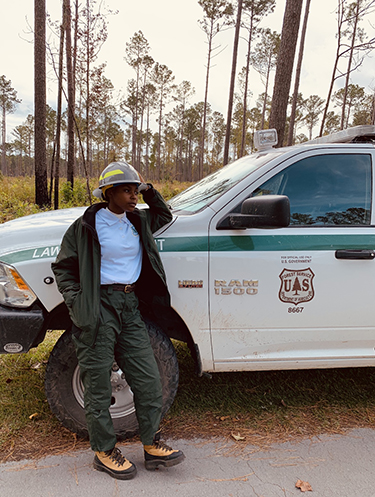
[{"xmin": 0, "ymin": 303, "xmax": 45, "ymax": 354}]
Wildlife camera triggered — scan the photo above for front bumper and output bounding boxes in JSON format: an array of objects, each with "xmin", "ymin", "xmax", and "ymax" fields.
[{"xmin": 0, "ymin": 303, "xmax": 45, "ymax": 354}]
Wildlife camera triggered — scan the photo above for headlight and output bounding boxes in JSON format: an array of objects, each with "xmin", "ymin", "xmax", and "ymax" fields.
[{"xmin": 0, "ymin": 261, "xmax": 37, "ymax": 308}]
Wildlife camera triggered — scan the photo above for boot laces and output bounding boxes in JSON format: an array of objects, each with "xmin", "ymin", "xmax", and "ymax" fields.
[
  {"xmin": 108, "ymin": 447, "xmax": 126, "ymax": 467},
  {"xmin": 154, "ymin": 440, "xmax": 173, "ymax": 453}
]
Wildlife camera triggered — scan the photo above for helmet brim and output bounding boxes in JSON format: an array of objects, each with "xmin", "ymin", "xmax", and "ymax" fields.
[
  {"xmin": 93, "ymin": 187, "xmax": 104, "ymax": 199},
  {"xmin": 93, "ymin": 181, "xmax": 142, "ymax": 201}
]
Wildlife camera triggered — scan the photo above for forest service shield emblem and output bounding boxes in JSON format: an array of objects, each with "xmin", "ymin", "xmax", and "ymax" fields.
[{"xmin": 279, "ymin": 268, "xmax": 315, "ymax": 305}]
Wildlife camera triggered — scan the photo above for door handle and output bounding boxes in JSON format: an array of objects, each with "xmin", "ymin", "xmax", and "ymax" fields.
[{"xmin": 335, "ymin": 249, "xmax": 375, "ymax": 260}]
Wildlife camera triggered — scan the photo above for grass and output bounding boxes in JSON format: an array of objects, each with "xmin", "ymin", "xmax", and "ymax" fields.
[
  {"xmin": 2, "ymin": 175, "xmax": 375, "ymax": 460},
  {"xmin": 163, "ymin": 342, "xmax": 375, "ymax": 443},
  {"xmin": 2, "ymin": 335, "xmax": 375, "ymax": 462},
  {"xmin": 0, "ymin": 176, "xmax": 192, "ymax": 223},
  {"xmin": 0, "ymin": 332, "xmax": 67, "ymax": 459}
]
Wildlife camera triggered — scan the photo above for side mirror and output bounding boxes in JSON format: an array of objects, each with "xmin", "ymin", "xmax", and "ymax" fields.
[{"xmin": 217, "ymin": 195, "xmax": 290, "ymax": 230}]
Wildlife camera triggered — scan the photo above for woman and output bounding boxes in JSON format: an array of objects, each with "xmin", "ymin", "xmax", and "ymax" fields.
[{"xmin": 52, "ymin": 161, "xmax": 184, "ymax": 480}]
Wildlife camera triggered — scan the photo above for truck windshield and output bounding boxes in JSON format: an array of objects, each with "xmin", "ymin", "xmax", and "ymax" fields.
[{"xmin": 169, "ymin": 152, "xmax": 281, "ymax": 214}]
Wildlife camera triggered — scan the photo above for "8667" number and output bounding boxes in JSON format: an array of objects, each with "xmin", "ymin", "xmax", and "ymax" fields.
[{"xmin": 288, "ymin": 307, "xmax": 304, "ymax": 313}]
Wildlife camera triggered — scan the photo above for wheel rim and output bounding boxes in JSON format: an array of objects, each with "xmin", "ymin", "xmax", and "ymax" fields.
[{"xmin": 72, "ymin": 363, "xmax": 136, "ymax": 419}]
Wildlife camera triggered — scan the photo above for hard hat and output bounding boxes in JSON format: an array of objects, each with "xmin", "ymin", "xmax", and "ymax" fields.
[{"xmin": 93, "ymin": 161, "xmax": 141, "ymax": 200}]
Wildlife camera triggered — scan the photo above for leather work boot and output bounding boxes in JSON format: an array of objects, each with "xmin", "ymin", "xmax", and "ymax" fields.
[
  {"xmin": 144, "ymin": 431, "xmax": 185, "ymax": 470},
  {"xmin": 93, "ymin": 447, "xmax": 137, "ymax": 480}
]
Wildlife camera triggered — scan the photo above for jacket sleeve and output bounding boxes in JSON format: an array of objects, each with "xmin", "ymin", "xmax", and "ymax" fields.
[
  {"xmin": 141, "ymin": 186, "xmax": 173, "ymax": 234},
  {"xmin": 51, "ymin": 221, "xmax": 81, "ymax": 310}
]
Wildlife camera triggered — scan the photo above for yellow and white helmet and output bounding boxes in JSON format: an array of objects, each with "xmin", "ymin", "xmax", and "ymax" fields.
[{"xmin": 93, "ymin": 161, "xmax": 142, "ymax": 200}]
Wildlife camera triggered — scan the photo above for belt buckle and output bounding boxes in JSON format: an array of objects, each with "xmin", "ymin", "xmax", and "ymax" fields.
[{"xmin": 124, "ymin": 284, "xmax": 132, "ymax": 294}]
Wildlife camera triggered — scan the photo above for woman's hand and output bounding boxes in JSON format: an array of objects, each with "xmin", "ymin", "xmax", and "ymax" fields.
[{"xmin": 138, "ymin": 172, "xmax": 150, "ymax": 192}]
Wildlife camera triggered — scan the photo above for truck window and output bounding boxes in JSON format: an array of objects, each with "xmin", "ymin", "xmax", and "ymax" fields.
[
  {"xmin": 168, "ymin": 151, "xmax": 282, "ymax": 214},
  {"xmin": 252, "ymin": 154, "xmax": 372, "ymax": 226}
]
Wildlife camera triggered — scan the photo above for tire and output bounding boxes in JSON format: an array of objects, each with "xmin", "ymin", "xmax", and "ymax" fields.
[{"xmin": 44, "ymin": 320, "xmax": 179, "ymax": 439}]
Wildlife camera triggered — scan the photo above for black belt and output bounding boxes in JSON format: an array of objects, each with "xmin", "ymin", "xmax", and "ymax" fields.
[{"xmin": 101, "ymin": 283, "xmax": 136, "ymax": 294}]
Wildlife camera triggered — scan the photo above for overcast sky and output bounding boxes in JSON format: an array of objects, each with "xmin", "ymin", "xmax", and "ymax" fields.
[{"xmin": 2, "ymin": 0, "xmax": 375, "ymax": 140}]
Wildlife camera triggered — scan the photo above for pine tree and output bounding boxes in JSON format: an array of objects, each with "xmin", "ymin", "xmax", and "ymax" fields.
[
  {"xmin": 125, "ymin": 31, "xmax": 152, "ymax": 168},
  {"xmin": 251, "ymin": 29, "xmax": 280, "ymax": 130},
  {"xmin": 64, "ymin": 0, "xmax": 75, "ymax": 188},
  {"xmin": 223, "ymin": 0, "xmax": 243, "ymax": 166},
  {"xmin": 269, "ymin": 0, "xmax": 302, "ymax": 147},
  {"xmin": 34, "ymin": 0, "xmax": 49, "ymax": 207},
  {"xmin": 198, "ymin": 0, "xmax": 233, "ymax": 177},
  {"xmin": 303, "ymin": 95, "xmax": 325, "ymax": 140},
  {"xmin": 150, "ymin": 63, "xmax": 175, "ymax": 179},
  {"xmin": 0, "ymin": 75, "xmax": 21, "ymax": 175},
  {"xmin": 239, "ymin": 0, "xmax": 275, "ymax": 156},
  {"xmin": 292, "ymin": 277, "xmax": 301, "ymax": 295},
  {"xmin": 319, "ymin": 0, "xmax": 375, "ymax": 135},
  {"xmin": 287, "ymin": 0, "xmax": 311, "ymax": 146}
]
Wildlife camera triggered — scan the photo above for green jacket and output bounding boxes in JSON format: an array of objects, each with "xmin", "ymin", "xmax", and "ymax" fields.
[{"xmin": 52, "ymin": 187, "xmax": 173, "ymax": 346}]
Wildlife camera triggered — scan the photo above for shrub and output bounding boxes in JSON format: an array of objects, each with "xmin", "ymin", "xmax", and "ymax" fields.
[{"xmin": 0, "ymin": 177, "xmax": 192, "ymax": 223}]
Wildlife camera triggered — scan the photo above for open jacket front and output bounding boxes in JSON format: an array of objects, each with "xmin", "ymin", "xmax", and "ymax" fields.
[{"xmin": 52, "ymin": 187, "xmax": 173, "ymax": 347}]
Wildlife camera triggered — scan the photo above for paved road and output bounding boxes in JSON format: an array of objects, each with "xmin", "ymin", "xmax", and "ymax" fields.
[{"xmin": 1, "ymin": 428, "xmax": 375, "ymax": 496}]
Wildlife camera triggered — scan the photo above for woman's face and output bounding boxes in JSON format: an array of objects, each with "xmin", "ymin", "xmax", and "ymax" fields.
[{"xmin": 107, "ymin": 183, "xmax": 139, "ymax": 213}]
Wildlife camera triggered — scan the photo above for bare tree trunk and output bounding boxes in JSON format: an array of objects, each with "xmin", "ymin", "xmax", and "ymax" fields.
[
  {"xmin": 85, "ymin": 0, "xmax": 91, "ymax": 176},
  {"xmin": 73, "ymin": 0, "xmax": 79, "ymax": 174},
  {"xmin": 287, "ymin": 0, "xmax": 311, "ymax": 145},
  {"xmin": 34, "ymin": 0, "xmax": 49, "ymax": 207},
  {"xmin": 137, "ymin": 106, "xmax": 144, "ymax": 172},
  {"xmin": 319, "ymin": 0, "xmax": 345, "ymax": 136},
  {"xmin": 340, "ymin": 1, "xmax": 359, "ymax": 129},
  {"xmin": 223, "ymin": 0, "xmax": 243, "ymax": 165},
  {"xmin": 269, "ymin": 0, "xmax": 302, "ymax": 147},
  {"xmin": 188, "ymin": 138, "xmax": 193, "ymax": 182},
  {"xmin": 65, "ymin": 0, "xmax": 75, "ymax": 187},
  {"xmin": 319, "ymin": 63, "xmax": 340, "ymax": 136},
  {"xmin": 240, "ymin": 14, "xmax": 253, "ymax": 158},
  {"xmin": 53, "ymin": 10, "xmax": 65, "ymax": 210},
  {"xmin": 1, "ymin": 105, "xmax": 6, "ymax": 175},
  {"xmin": 137, "ymin": 71, "xmax": 148, "ymax": 171},
  {"xmin": 145, "ymin": 104, "xmax": 150, "ymax": 177},
  {"xmin": 158, "ymin": 99, "xmax": 163, "ymax": 180},
  {"xmin": 260, "ymin": 59, "xmax": 271, "ymax": 130},
  {"xmin": 177, "ymin": 104, "xmax": 186, "ymax": 179},
  {"xmin": 133, "ymin": 69, "xmax": 141, "ymax": 169},
  {"xmin": 200, "ymin": 28, "xmax": 213, "ymax": 179}
]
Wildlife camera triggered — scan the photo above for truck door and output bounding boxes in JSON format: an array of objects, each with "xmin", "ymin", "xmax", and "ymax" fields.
[{"xmin": 209, "ymin": 150, "xmax": 375, "ymax": 371}]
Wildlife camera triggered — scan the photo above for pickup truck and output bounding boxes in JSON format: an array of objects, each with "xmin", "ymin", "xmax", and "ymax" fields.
[{"xmin": 1, "ymin": 125, "xmax": 375, "ymax": 439}]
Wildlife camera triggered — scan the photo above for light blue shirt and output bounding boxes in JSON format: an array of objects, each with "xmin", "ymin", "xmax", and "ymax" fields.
[{"xmin": 96, "ymin": 208, "xmax": 142, "ymax": 285}]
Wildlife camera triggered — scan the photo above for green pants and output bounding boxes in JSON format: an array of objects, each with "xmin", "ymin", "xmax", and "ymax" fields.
[{"xmin": 73, "ymin": 286, "xmax": 163, "ymax": 452}]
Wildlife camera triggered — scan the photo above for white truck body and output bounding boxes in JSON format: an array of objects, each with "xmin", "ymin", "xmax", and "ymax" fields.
[{"xmin": 2, "ymin": 127, "xmax": 375, "ymax": 374}]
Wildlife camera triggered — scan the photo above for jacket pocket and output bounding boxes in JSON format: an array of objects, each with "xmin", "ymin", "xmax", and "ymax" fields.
[
  {"xmin": 63, "ymin": 287, "xmax": 81, "ymax": 310},
  {"xmin": 71, "ymin": 322, "xmax": 82, "ymax": 339},
  {"xmin": 70, "ymin": 289, "xmax": 85, "ymax": 324}
]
